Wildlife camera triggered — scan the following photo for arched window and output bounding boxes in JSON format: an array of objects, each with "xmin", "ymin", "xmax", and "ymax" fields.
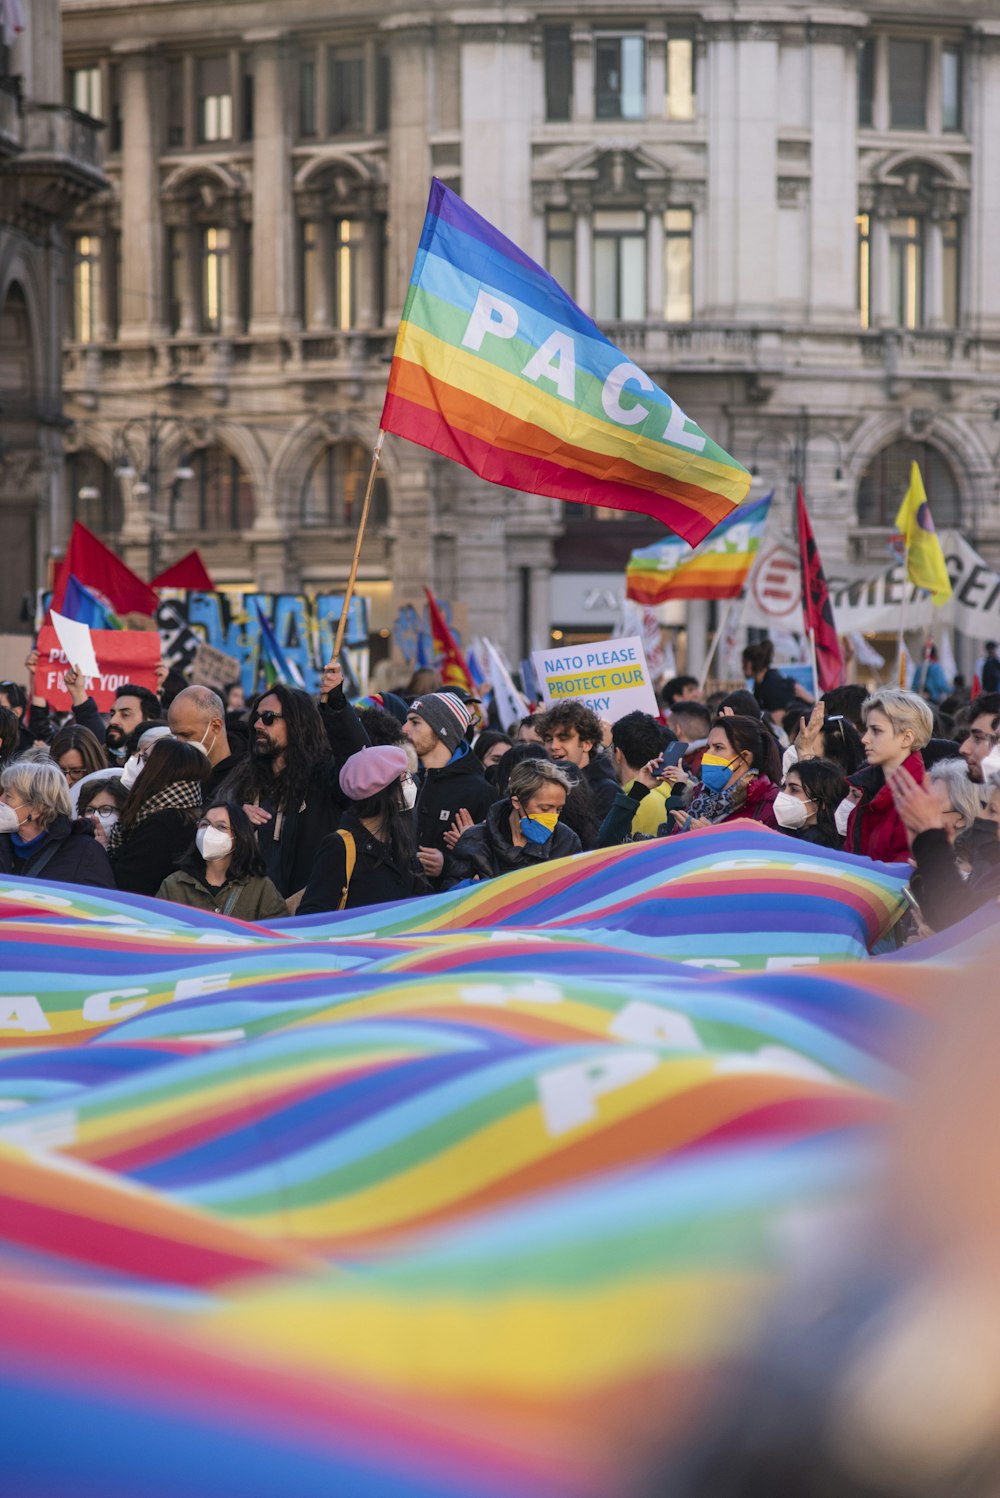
[
  {"xmin": 172, "ymin": 446, "xmax": 254, "ymax": 531},
  {"xmin": 299, "ymin": 441, "xmax": 389, "ymax": 527},
  {"xmin": 857, "ymin": 439, "xmax": 961, "ymax": 529},
  {"xmin": 68, "ymin": 451, "xmax": 122, "ymax": 535}
]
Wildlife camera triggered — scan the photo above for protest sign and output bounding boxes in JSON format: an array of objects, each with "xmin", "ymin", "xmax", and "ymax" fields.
[
  {"xmin": 37, "ymin": 626, "xmax": 160, "ymax": 711},
  {"xmin": 50, "ymin": 611, "xmax": 101, "ymax": 679},
  {"xmin": 532, "ymin": 636, "xmax": 657, "ymax": 721},
  {"xmin": 190, "ymin": 642, "xmax": 242, "ymax": 695}
]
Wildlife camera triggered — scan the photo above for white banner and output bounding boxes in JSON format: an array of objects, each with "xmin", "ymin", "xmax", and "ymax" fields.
[{"xmin": 532, "ymin": 636, "xmax": 657, "ymax": 721}]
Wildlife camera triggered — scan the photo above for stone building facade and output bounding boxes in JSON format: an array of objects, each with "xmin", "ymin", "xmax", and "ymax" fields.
[
  {"xmin": 0, "ymin": 0, "xmax": 105, "ymax": 632},
  {"xmin": 59, "ymin": 0, "xmax": 1000, "ymax": 663}
]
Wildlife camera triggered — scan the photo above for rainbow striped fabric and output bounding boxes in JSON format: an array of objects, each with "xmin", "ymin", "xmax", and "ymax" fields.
[
  {"xmin": 1, "ymin": 825, "xmax": 974, "ymax": 1497},
  {"xmin": 381, "ymin": 180, "xmax": 751, "ymax": 546},
  {"xmin": 626, "ymin": 489, "xmax": 773, "ymax": 604}
]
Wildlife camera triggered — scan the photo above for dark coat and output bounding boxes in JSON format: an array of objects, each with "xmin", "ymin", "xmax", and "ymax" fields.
[
  {"xmin": 846, "ymin": 752, "xmax": 924, "ymax": 864},
  {"xmin": 581, "ymin": 751, "xmax": 620, "ymax": 821},
  {"xmin": 0, "ymin": 815, "xmax": 116, "ymax": 888},
  {"xmin": 110, "ymin": 807, "xmax": 200, "ymax": 897},
  {"xmin": 783, "ymin": 820, "xmax": 843, "ymax": 849},
  {"xmin": 413, "ymin": 742, "xmax": 496, "ymax": 854},
  {"xmin": 298, "ymin": 811, "xmax": 425, "ymax": 914},
  {"xmin": 443, "ymin": 798, "xmax": 581, "ymax": 887},
  {"xmin": 911, "ymin": 822, "xmax": 1000, "ymax": 931}
]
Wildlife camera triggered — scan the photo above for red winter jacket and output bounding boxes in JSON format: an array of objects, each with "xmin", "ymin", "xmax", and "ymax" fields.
[
  {"xmin": 845, "ymin": 750, "xmax": 923, "ymax": 865},
  {"xmin": 690, "ymin": 774, "xmax": 780, "ymax": 828}
]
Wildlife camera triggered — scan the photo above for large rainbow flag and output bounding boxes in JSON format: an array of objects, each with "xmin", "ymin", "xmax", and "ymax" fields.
[
  {"xmin": 381, "ymin": 180, "xmax": 751, "ymax": 547},
  {"xmin": 1, "ymin": 826, "xmax": 983, "ymax": 1497},
  {"xmin": 626, "ymin": 489, "xmax": 773, "ymax": 604}
]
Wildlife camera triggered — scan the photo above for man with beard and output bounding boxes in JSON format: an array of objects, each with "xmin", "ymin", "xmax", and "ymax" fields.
[
  {"xmin": 218, "ymin": 661, "xmax": 369, "ymax": 904},
  {"xmin": 104, "ymin": 684, "xmax": 163, "ymax": 763},
  {"xmin": 958, "ymin": 692, "xmax": 1000, "ymax": 784}
]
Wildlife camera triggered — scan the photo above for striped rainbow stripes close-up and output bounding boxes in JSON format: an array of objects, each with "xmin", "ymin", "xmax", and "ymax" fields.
[
  {"xmin": 626, "ymin": 489, "xmax": 775, "ymax": 605},
  {"xmin": 380, "ymin": 179, "xmax": 751, "ymax": 546}
]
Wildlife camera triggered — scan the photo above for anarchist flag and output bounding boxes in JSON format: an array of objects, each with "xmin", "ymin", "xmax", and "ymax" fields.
[{"xmin": 796, "ymin": 487, "xmax": 843, "ymax": 693}]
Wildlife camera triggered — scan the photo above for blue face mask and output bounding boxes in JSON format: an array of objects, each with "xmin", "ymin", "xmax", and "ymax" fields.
[
  {"xmin": 516, "ymin": 801, "xmax": 559, "ymax": 844},
  {"xmin": 700, "ymin": 753, "xmax": 736, "ymax": 793}
]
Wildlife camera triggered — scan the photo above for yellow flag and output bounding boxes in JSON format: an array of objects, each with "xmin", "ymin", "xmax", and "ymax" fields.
[{"xmin": 895, "ymin": 462, "xmax": 953, "ymax": 606}]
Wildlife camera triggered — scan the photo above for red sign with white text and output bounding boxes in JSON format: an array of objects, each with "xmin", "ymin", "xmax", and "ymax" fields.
[{"xmin": 37, "ymin": 627, "xmax": 161, "ymax": 711}]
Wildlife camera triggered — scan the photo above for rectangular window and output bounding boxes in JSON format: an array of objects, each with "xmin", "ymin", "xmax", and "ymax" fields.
[
  {"xmin": 333, "ymin": 218, "xmax": 359, "ymax": 329},
  {"xmin": 375, "ymin": 47, "xmax": 391, "ymax": 132},
  {"xmin": 197, "ymin": 55, "xmax": 233, "ymax": 143},
  {"xmin": 544, "ymin": 26, "xmax": 572, "ymax": 121},
  {"xmin": 301, "ymin": 219, "xmax": 320, "ymax": 327},
  {"xmin": 888, "ymin": 38, "xmax": 928, "ymax": 130},
  {"xmin": 858, "ymin": 38, "xmax": 875, "ymax": 128},
  {"xmin": 108, "ymin": 231, "xmax": 121, "ymax": 339},
  {"xmin": 299, "ymin": 54, "xmax": 317, "ymax": 137},
  {"xmin": 108, "ymin": 64, "xmax": 122, "ymax": 151},
  {"xmin": 888, "ymin": 215, "xmax": 923, "ymax": 328},
  {"xmin": 856, "ymin": 212, "xmax": 871, "ymax": 329},
  {"xmin": 328, "ymin": 50, "xmax": 365, "ymax": 134},
  {"xmin": 545, "ymin": 209, "xmax": 575, "ymax": 293},
  {"xmin": 595, "ymin": 34, "xmax": 645, "ymax": 120},
  {"xmin": 241, "ymin": 54, "xmax": 254, "ymax": 139},
  {"xmin": 70, "ymin": 65, "xmax": 101, "ymax": 118},
  {"xmin": 942, "ymin": 216, "xmax": 960, "ymax": 327},
  {"xmin": 166, "ymin": 58, "xmax": 185, "ymax": 147},
  {"xmin": 71, "ymin": 234, "xmax": 102, "ymax": 343},
  {"xmin": 666, "ymin": 36, "xmax": 694, "ymax": 121},
  {"xmin": 941, "ymin": 45, "xmax": 962, "ymax": 132},
  {"xmin": 202, "ymin": 225, "xmax": 231, "ymax": 333},
  {"xmin": 664, "ymin": 208, "xmax": 693, "ymax": 321},
  {"xmin": 593, "ymin": 209, "xmax": 646, "ymax": 321},
  {"xmin": 167, "ymin": 228, "xmax": 183, "ymax": 332}
]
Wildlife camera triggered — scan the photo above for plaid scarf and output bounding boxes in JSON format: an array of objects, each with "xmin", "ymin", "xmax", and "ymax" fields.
[
  {"xmin": 686, "ymin": 770, "xmax": 757, "ymax": 825},
  {"xmin": 108, "ymin": 779, "xmax": 203, "ymax": 854}
]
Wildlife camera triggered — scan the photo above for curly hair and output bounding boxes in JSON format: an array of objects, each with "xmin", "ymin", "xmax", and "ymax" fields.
[{"xmin": 535, "ymin": 700, "xmax": 603, "ymax": 751}]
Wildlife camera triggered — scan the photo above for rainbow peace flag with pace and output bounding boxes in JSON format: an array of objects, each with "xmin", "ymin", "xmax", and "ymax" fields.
[
  {"xmin": 3, "ymin": 826, "xmax": 984, "ymax": 1497},
  {"xmin": 626, "ymin": 489, "xmax": 774, "ymax": 605},
  {"xmin": 381, "ymin": 179, "xmax": 751, "ymax": 547}
]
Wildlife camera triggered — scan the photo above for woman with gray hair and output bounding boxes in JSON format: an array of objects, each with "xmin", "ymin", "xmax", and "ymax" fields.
[
  {"xmin": 0, "ymin": 759, "xmax": 115, "ymax": 887},
  {"xmin": 442, "ymin": 758, "xmax": 581, "ymax": 887}
]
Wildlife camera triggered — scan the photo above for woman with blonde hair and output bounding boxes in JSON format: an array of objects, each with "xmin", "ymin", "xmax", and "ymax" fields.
[
  {"xmin": 847, "ymin": 688, "xmax": 934, "ymax": 862},
  {"xmin": 0, "ymin": 759, "xmax": 115, "ymax": 886},
  {"xmin": 443, "ymin": 758, "xmax": 580, "ymax": 886}
]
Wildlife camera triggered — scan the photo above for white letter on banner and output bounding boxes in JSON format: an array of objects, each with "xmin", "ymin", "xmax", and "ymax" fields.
[
  {"xmin": 537, "ymin": 1049, "xmax": 658, "ymax": 1137},
  {"xmin": 522, "ymin": 331, "xmax": 577, "ymax": 400},
  {"xmin": 174, "ymin": 972, "xmax": 232, "ymax": 1002},
  {"xmin": 0, "ymin": 997, "xmax": 50, "ymax": 1033},
  {"xmin": 608, "ymin": 1001, "xmax": 701, "ymax": 1050},
  {"xmin": 601, "ymin": 363, "xmax": 653, "ymax": 426},
  {"xmin": 663, "ymin": 399, "xmax": 707, "ymax": 453},
  {"xmin": 461, "ymin": 290, "xmax": 519, "ymax": 352},
  {"xmin": 82, "ymin": 988, "xmax": 150, "ymax": 1025}
]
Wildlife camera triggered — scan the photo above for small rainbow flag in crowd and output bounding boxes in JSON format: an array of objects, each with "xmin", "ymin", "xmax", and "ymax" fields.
[
  {"xmin": 626, "ymin": 490, "xmax": 773, "ymax": 605},
  {"xmin": 381, "ymin": 180, "xmax": 751, "ymax": 547}
]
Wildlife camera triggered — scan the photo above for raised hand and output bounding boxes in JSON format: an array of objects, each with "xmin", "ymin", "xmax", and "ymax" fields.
[
  {"xmin": 888, "ymin": 765, "xmax": 945, "ymax": 845},
  {"xmin": 443, "ymin": 807, "xmax": 474, "ymax": 850},
  {"xmin": 796, "ymin": 699, "xmax": 826, "ymax": 759},
  {"xmin": 319, "ymin": 660, "xmax": 344, "ymax": 701}
]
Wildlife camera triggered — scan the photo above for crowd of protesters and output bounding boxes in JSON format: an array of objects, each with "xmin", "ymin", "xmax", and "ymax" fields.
[{"xmin": 1, "ymin": 631, "xmax": 998, "ymax": 941}]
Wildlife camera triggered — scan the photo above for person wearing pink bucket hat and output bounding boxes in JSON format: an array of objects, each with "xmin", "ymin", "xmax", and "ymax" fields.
[{"xmin": 298, "ymin": 745, "xmax": 426, "ymax": 914}]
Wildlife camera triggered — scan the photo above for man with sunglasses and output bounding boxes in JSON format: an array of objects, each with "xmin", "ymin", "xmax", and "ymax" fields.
[
  {"xmin": 217, "ymin": 660, "xmax": 369, "ymax": 904},
  {"xmin": 959, "ymin": 693, "xmax": 1000, "ymax": 784}
]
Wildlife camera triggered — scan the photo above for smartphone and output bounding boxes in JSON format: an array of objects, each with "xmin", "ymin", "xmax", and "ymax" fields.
[{"xmin": 657, "ymin": 741, "xmax": 687, "ymax": 773}]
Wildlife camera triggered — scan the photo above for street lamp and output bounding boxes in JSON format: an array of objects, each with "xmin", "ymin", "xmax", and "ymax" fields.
[{"xmin": 112, "ymin": 412, "xmax": 193, "ymax": 579}]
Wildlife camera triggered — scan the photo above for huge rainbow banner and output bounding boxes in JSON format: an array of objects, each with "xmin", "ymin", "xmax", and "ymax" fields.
[
  {"xmin": 626, "ymin": 489, "xmax": 774, "ymax": 605},
  {"xmin": 381, "ymin": 179, "xmax": 751, "ymax": 546},
  {"xmin": 0, "ymin": 825, "xmax": 983, "ymax": 1496}
]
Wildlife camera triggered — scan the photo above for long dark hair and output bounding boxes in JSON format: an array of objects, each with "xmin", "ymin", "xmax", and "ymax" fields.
[
  {"xmin": 818, "ymin": 714, "xmax": 866, "ymax": 776},
  {"xmin": 490, "ymin": 740, "xmax": 547, "ymax": 793},
  {"xmin": 349, "ymin": 778, "xmax": 417, "ymax": 872},
  {"xmin": 473, "ymin": 729, "xmax": 512, "ymax": 764},
  {"xmin": 120, "ymin": 737, "xmax": 209, "ymax": 832},
  {"xmin": 177, "ymin": 799, "xmax": 266, "ymax": 881},
  {"xmin": 712, "ymin": 714, "xmax": 782, "ymax": 784},
  {"xmin": 0, "ymin": 705, "xmax": 18, "ymax": 767},
  {"xmin": 221, "ymin": 685, "xmax": 330, "ymax": 810},
  {"xmin": 51, "ymin": 723, "xmax": 108, "ymax": 777},
  {"xmin": 791, "ymin": 757, "xmax": 848, "ymax": 845}
]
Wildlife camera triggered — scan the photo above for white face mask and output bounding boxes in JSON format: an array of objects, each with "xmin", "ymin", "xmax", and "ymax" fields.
[
  {"xmin": 981, "ymin": 744, "xmax": 1000, "ymax": 783},
  {"xmin": 773, "ymin": 791, "xmax": 810, "ymax": 830},
  {"xmin": 191, "ymin": 724, "xmax": 217, "ymax": 758},
  {"xmin": 0, "ymin": 802, "xmax": 22, "ymax": 834},
  {"xmin": 89, "ymin": 809, "xmax": 119, "ymax": 833},
  {"xmin": 835, "ymin": 796, "xmax": 854, "ymax": 837},
  {"xmin": 401, "ymin": 775, "xmax": 417, "ymax": 810},
  {"xmin": 196, "ymin": 825, "xmax": 234, "ymax": 861},
  {"xmin": 120, "ymin": 754, "xmax": 143, "ymax": 791}
]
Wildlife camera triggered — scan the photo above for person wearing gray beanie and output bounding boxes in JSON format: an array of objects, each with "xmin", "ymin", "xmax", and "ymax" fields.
[{"xmin": 403, "ymin": 691, "xmax": 495, "ymax": 883}]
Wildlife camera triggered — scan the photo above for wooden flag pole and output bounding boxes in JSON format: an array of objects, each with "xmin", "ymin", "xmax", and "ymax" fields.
[
  {"xmin": 807, "ymin": 626, "xmax": 820, "ymax": 701},
  {"xmin": 332, "ymin": 430, "xmax": 385, "ymax": 660},
  {"xmin": 897, "ymin": 540, "xmax": 910, "ymax": 687},
  {"xmin": 698, "ymin": 597, "xmax": 734, "ymax": 697}
]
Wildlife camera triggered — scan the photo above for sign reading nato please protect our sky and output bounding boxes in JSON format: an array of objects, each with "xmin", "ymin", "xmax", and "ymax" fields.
[
  {"xmin": 533, "ymin": 635, "xmax": 658, "ymax": 721},
  {"xmin": 381, "ymin": 180, "xmax": 751, "ymax": 547}
]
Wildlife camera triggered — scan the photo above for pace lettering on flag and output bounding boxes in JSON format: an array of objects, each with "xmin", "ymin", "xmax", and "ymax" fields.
[
  {"xmin": 796, "ymin": 488, "xmax": 843, "ymax": 693},
  {"xmin": 626, "ymin": 491, "xmax": 773, "ymax": 604},
  {"xmin": 895, "ymin": 461, "xmax": 953, "ymax": 606},
  {"xmin": 381, "ymin": 180, "xmax": 750, "ymax": 546}
]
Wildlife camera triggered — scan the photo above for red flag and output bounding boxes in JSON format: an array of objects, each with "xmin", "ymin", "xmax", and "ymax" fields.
[
  {"xmin": 423, "ymin": 587, "xmax": 472, "ymax": 694},
  {"xmin": 51, "ymin": 522, "xmax": 159, "ymax": 618},
  {"xmin": 151, "ymin": 550, "xmax": 215, "ymax": 591},
  {"xmin": 796, "ymin": 488, "xmax": 843, "ymax": 694}
]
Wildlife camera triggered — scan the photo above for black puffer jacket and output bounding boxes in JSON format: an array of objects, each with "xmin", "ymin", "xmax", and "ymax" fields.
[
  {"xmin": 442, "ymin": 798, "xmax": 581, "ymax": 888},
  {"xmin": 413, "ymin": 743, "xmax": 496, "ymax": 854},
  {"xmin": 0, "ymin": 815, "xmax": 116, "ymax": 888},
  {"xmin": 911, "ymin": 821, "xmax": 1000, "ymax": 931},
  {"xmin": 298, "ymin": 811, "xmax": 426, "ymax": 913}
]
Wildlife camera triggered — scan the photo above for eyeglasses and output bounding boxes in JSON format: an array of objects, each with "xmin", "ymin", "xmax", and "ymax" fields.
[
  {"xmin": 252, "ymin": 710, "xmax": 284, "ymax": 727},
  {"xmin": 87, "ymin": 805, "xmax": 119, "ymax": 820},
  {"xmin": 966, "ymin": 730, "xmax": 999, "ymax": 748},
  {"xmin": 61, "ymin": 765, "xmax": 86, "ymax": 782}
]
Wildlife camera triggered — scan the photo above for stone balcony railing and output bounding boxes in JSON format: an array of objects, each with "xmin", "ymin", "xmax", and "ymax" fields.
[
  {"xmin": 0, "ymin": 101, "xmax": 106, "ymax": 235},
  {"xmin": 0, "ymin": 77, "xmax": 21, "ymax": 162}
]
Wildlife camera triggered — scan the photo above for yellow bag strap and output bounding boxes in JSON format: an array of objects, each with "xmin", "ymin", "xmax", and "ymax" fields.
[{"xmin": 337, "ymin": 828, "xmax": 357, "ymax": 911}]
